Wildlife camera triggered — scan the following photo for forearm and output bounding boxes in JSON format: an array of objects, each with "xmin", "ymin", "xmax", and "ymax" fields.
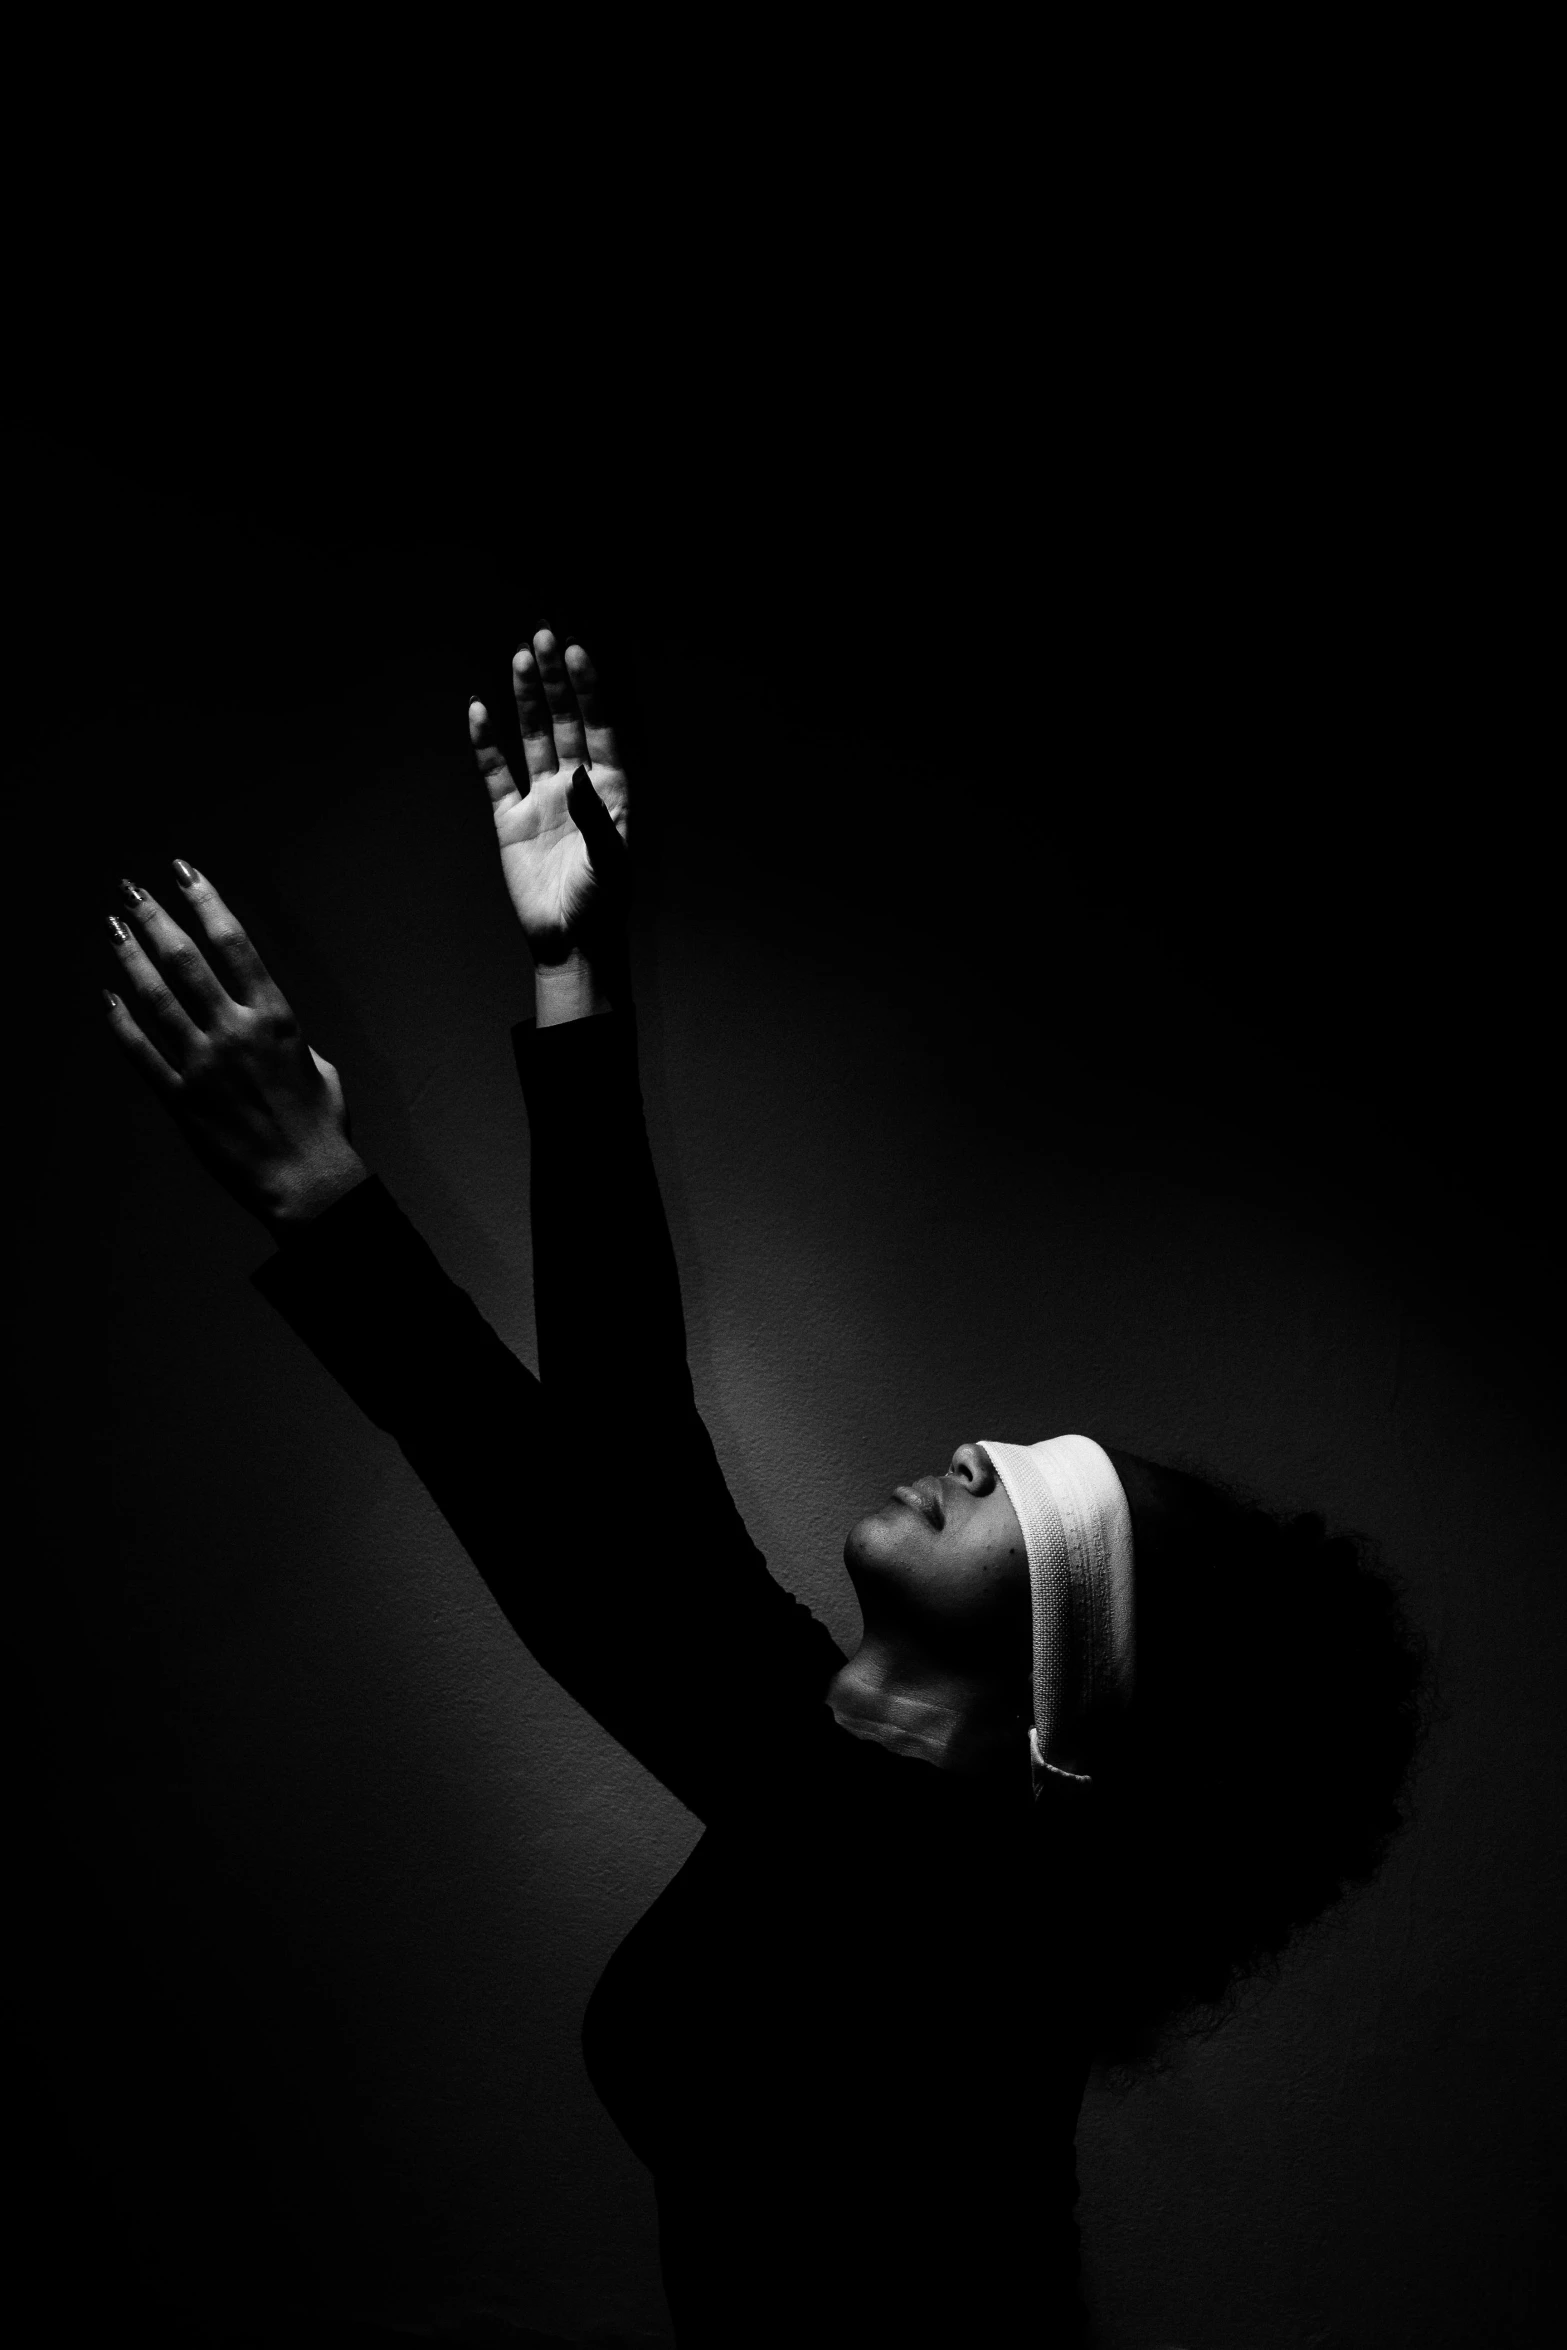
[
  {"xmin": 476, "ymin": 632, "xmax": 687, "ymax": 1400},
  {"xmin": 516, "ymin": 1002, "xmax": 691, "ymax": 1406},
  {"xmin": 255, "ymin": 1176, "xmax": 541, "ymax": 1451}
]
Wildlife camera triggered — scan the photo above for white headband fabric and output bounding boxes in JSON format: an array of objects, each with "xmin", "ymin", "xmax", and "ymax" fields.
[{"xmin": 978, "ymin": 1434, "xmax": 1135, "ymax": 1788}]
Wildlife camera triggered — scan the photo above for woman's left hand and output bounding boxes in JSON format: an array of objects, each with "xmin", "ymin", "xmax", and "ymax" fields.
[{"xmin": 105, "ymin": 864, "xmax": 368, "ymax": 1232}]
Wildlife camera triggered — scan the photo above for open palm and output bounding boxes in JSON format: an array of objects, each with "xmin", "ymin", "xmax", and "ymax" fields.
[{"xmin": 468, "ymin": 630, "xmax": 628, "ymax": 964}]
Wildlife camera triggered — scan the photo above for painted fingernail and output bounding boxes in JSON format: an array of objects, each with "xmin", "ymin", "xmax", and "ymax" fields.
[
  {"xmin": 108, "ymin": 915, "xmax": 132, "ymax": 943},
  {"xmin": 119, "ymin": 877, "xmax": 146, "ymax": 907},
  {"xmin": 103, "ymin": 990, "xmax": 120, "ymax": 1011},
  {"xmin": 173, "ymin": 859, "xmax": 200, "ymax": 887}
]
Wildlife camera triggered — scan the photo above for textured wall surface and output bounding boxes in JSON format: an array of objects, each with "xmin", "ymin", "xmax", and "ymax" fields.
[{"xmin": 24, "ymin": 445, "xmax": 1562, "ymax": 2348}]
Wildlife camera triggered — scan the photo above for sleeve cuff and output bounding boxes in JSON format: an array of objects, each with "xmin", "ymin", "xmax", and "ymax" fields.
[
  {"xmin": 250, "ymin": 1172, "xmax": 411, "ymax": 1299},
  {"xmin": 511, "ymin": 1003, "xmax": 641, "ymax": 1108}
]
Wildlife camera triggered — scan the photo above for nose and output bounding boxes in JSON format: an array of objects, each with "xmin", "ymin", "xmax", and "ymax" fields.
[{"xmin": 947, "ymin": 1442, "xmax": 996, "ymax": 1493}]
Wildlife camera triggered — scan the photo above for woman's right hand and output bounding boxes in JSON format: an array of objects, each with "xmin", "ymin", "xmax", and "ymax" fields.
[{"xmin": 468, "ymin": 630, "xmax": 630, "ymax": 980}]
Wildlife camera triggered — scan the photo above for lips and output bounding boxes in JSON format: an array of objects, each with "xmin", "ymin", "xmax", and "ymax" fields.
[{"xmin": 892, "ymin": 1479, "xmax": 945, "ymax": 1530}]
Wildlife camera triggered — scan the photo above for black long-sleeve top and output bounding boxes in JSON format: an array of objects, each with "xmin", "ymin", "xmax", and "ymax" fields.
[{"xmin": 252, "ymin": 1009, "xmax": 1090, "ymax": 2347}]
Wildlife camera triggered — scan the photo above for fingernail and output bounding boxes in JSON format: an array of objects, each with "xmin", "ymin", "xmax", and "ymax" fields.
[
  {"xmin": 173, "ymin": 859, "xmax": 200, "ymax": 887},
  {"xmin": 108, "ymin": 915, "xmax": 132, "ymax": 943},
  {"xmin": 119, "ymin": 878, "xmax": 146, "ymax": 907},
  {"xmin": 103, "ymin": 989, "xmax": 120, "ymax": 1010}
]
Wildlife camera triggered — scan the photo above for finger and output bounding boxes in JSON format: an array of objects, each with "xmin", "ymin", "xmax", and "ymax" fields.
[
  {"xmin": 309, "ymin": 1046, "xmax": 352, "ymax": 1137},
  {"xmin": 533, "ymin": 628, "xmax": 587, "ymax": 768},
  {"xmin": 512, "ymin": 646, "xmax": 559, "ymax": 780},
  {"xmin": 103, "ymin": 987, "xmax": 181, "ymax": 1099},
  {"xmin": 116, "ymin": 883, "xmax": 234, "ymax": 1025},
  {"xmin": 564, "ymin": 643, "xmax": 622, "ymax": 772},
  {"xmin": 467, "ymin": 699, "xmax": 524, "ymax": 808},
  {"xmin": 567, "ymin": 766, "xmax": 630, "ymax": 892},
  {"xmin": 168, "ymin": 861, "xmax": 285, "ymax": 1010},
  {"xmin": 107, "ymin": 912, "xmax": 205, "ymax": 1058}
]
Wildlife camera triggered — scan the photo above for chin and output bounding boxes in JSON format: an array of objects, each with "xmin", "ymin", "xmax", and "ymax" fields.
[
  {"xmin": 842, "ymin": 1516, "xmax": 874, "ymax": 1576},
  {"xmin": 842, "ymin": 1502, "xmax": 911, "ymax": 1583}
]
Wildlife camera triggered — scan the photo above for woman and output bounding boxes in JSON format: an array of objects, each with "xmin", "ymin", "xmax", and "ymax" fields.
[{"xmin": 104, "ymin": 632, "xmax": 1425, "ymax": 2345}]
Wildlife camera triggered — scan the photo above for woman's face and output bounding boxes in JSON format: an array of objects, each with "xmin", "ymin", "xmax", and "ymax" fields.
[{"xmin": 844, "ymin": 1442, "xmax": 1031, "ymax": 1654}]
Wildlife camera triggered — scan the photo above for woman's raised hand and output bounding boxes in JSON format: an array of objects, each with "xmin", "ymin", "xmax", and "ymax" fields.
[
  {"xmin": 105, "ymin": 866, "xmax": 367, "ymax": 1231},
  {"xmin": 468, "ymin": 630, "xmax": 630, "ymax": 973}
]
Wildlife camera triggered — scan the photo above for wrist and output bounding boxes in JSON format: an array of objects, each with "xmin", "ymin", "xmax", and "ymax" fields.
[
  {"xmin": 262, "ymin": 1142, "xmax": 371, "ymax": 1234},
  {"xmin": 534, "ymin": 951, "xmax": 615, "ymax": 1028}
]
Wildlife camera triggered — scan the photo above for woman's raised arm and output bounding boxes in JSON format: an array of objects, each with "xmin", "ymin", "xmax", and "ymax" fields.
[
  {"xmin": 467, "ymin": 631, "xmax": 688, "ymax": 1411},
  {"xmin": 470, "ymin": 631, "xmax": 846, "ymax": 1759}
]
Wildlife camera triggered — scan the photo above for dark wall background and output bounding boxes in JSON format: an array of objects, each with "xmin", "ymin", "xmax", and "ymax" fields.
[{"xmin": 13, "ymin": 206, "xmax": 1561, "ymax": 2350}]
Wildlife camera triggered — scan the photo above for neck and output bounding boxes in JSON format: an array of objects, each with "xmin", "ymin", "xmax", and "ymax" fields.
[{"xmin": 827, "ymin": 1632, "xmax": 1025, "ymax": 1778}]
